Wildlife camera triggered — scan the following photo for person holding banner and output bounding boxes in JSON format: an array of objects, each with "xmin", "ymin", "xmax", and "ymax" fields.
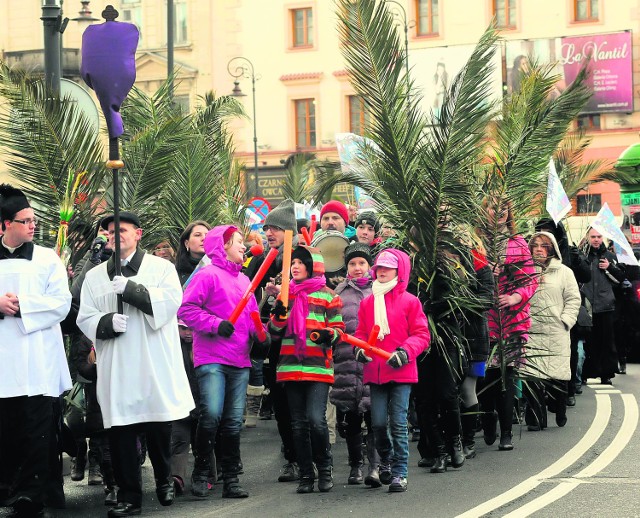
[
  {"xmin": 580, "ymin": 228, "xmax": 625, "ymax": 385},
  {"xmin": 178, "ymin": 225, "xmax": 270, "ymax": 500},
  {"xmin": 354, "ymin": 249, "xmax": 430, "ymax": 493},
  {"xmin": 269, "ymin": 246, "xmax": 345, "ymax": 494}
]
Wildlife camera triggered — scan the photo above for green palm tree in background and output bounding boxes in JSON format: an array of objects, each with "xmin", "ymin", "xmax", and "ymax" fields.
[{"xmin": 0, "ymin": 66, "xmax": 246, "ymax": 265}]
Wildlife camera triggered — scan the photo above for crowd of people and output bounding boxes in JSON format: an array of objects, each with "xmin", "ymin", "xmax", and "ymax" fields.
[{"xmin": 1, "ymin": 184, "xmax": 637, "ymax": 517}]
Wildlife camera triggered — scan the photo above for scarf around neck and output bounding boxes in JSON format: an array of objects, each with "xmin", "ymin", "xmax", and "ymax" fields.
[
  {"xmin": 372, "ymin": 278, "xmax": 398, "ymax": 340},
  {"xmin": 287, "ymin": 275, "xmax": 327, "ymax": 359},
  {"xmin": 347, "ymin": 272, "xmax": 372, "ymax": 289}
]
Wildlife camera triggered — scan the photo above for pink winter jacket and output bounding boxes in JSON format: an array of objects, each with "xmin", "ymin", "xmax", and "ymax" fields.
[
  {"xmin": 355, "ymin": 249, "xmax": 430, "ymax": 385},
  {"xmin": 488, "ymin": 235, "xmax": 537, "ymax": 343}
]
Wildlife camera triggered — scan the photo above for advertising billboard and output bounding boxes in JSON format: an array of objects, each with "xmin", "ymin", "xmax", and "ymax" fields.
[{"xmin": 505, "ymin": 31, "xmax": 633, "ymax": 114}]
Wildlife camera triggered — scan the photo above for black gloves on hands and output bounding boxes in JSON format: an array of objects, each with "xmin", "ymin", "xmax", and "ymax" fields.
[
  {"xmin": 354, "ymin": 348, "xmax": 373, "ymax": 363},
  {"xmin": 310, "ymin": 329, "xmax": 333, "ymax": 346},
  {"xmin": 386, "ymin": 348, "xmax": 409, "ymax": 369},
  {"xmin": 271, "ymin": 300, "xmax": 288, "ymax": 322},
  {"xmin": 217, "ymin": 320, "xmax": 235, "ymax": 338}
]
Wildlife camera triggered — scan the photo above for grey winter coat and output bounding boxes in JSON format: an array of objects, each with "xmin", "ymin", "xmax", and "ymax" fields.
[{"xmin": 330, "ymin": 277, "xmax": 372, "ymax": 413}]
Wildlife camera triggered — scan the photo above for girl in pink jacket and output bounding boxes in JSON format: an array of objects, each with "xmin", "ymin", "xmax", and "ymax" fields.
[{"xmin": 354, "ymin": 249, "xmax": 430, "ymax": 493}]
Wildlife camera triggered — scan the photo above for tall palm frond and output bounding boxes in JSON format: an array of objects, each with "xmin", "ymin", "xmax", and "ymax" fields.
[
  {"xmin": 281, "ymin": 152, "xmax": 317, "ymax": 202},
  {"xmin": 0, "ymin": 62, "xmax": 106, "ymax": 251},
  {"xmin": 554, "ymin": 129, "xmax": 633, "ymax": 200}
]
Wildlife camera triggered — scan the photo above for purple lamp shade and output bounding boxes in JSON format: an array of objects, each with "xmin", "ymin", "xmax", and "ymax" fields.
[{"xmin": 81, "ymin": 22, "xmax": 139, "ymax": 138}]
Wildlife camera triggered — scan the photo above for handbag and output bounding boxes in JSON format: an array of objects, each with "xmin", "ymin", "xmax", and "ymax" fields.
[{"xmin": 576, "ymin": 298, "xmax": 592, "ymax": 328}]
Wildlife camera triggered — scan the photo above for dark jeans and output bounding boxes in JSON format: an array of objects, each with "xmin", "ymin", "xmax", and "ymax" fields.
[
  {"xmin": 109, "ymin": 421, "xmax": 172, "ymax": 507},
  {"xmin": 0, "ymin": 395, "xmax": 60, "ymax": 511},
  {"xmin": 264, "ymin": 356, "xmax": 296, "ymax": 463},
  {"xmin": 285, "ymin": 382, "xmax": 332, "ymax": 479},
  {"xmin": 478, "ymin": 366, "xmax": 516, "ymax": 434}
]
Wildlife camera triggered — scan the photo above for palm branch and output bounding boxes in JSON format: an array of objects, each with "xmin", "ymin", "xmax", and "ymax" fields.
[{"xmin": 0, "ymin": 62, "xmax": 107, "ymax": 255}]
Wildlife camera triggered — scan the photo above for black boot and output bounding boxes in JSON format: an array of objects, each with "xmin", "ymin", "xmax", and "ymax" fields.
[
  {"xmin": 448, "ymin": 435, "xmax": 465, "ymax": 469},
  {"xmin": 296, "ymin": 476, "xmax": 314, "ymax": 493},
  {"xmin": 317, "ymin": 467, "xmax": 333, "ymax": 492},
  {"xmin": 346, "ymin": 434, "xmax": 364, "ymax": 485},
  {"xmin": 220, "ymin": 434, "xmax": 248, "ymax": 498},
  {"xmin": 499, "ymin": 431, "xmax": 513, "ymax": 451},
  {"xmin": 363, "ymin": 433, "xmax": 381, "ymax": 488},
  {"xmin": 430, "ymin": 444, "xmax": 448, "ymax": 474},
  {"xmin": 70, "ymin": 439, "xmax": 87, "ymax": 481},
  {"xmin": 222, "ymin": 476, "xmax": 248, "ymax": 498},
  {"xmin": 482, "ymin": 410, "xmax": 498, "ymax": 445},
  {"xmin": 461, "ymin": 404, "xmax": 478, "ymax": 459},
  {"xmin": 191, "ymin": 427, "xmax": 215, "ymax": 498}
]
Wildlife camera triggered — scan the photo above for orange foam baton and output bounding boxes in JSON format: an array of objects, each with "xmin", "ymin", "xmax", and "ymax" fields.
[
  {"xmin": 250, "ymin": 311, "xmax": 267, "ymax": 342},
  {"xmin": 310, "ymin": 325, "xmax": 392, "ymax": 361},
  {"xmin": 228, "ymin": 247, "xmax": 278, "ymax": 324},
  {"xmin": 280, "ymin": 230, "xmax": 294, "ymax": 308}
]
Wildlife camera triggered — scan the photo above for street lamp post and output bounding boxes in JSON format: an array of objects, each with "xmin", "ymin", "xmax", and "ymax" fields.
[
  {"xmin": 383, "ymin": 0, "xmax": 411, "ymax": 84},
  {"xmin": 227, "ymin": 57, "xmax": 259, "ymax": 198},
  {"xmin": 41, "ymin": 0, "xmax": 63, "ymax": 93}
]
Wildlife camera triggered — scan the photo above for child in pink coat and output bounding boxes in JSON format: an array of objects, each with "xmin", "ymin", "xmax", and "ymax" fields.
[{"xmin": 354, "ymin": 249, "xmax": 430, "ymax": 493}]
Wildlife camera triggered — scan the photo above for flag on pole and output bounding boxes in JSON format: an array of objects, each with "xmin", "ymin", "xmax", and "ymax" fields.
[
  {"xmin": 612, "ymin": 241, "xmax": 639, "ymax": 266},
  {"xmin": 590, "ymin": 202, "xmax": 638, "ymax": 265},
  {"xmin": 546, "ymin": 158, "xmax": 572, "ymax": 224}
]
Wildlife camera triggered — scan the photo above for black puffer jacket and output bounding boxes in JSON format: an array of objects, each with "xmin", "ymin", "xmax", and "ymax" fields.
[{"xmin": 582, "ymin": 243, "xmax": 625, "ymax": 314}]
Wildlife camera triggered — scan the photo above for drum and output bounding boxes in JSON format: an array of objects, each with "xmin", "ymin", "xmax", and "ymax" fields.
[{"xmin": 311, "ymin": 230, "xmax": 350, "ymax": 273}]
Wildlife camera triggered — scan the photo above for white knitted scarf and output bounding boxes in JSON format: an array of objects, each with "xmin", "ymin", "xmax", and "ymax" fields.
[{"xmin": 372, "ymin": 278, "xmax": 398, "ymax": 340}]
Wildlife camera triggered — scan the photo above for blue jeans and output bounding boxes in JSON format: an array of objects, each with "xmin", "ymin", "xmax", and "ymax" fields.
[
  {"xmin": 370, "ymin": 383, "xmax": 412, "ymax": 478},
  {"xmin": 285, "ymin": 382, "xmax": 332, "ymax": 479},
  {"xmin": 196, "ymin": 363, "xmax": 250, "ymax": 434}
]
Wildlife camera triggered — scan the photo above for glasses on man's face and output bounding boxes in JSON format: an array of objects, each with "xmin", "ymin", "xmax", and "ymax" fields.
[
  {"xmin": 13, "ymin": 218, "xmax": 38, "ymax": 226},
  {"xmin": 262, "ymin": 225, "xmax": 283, "ymax": 233}
]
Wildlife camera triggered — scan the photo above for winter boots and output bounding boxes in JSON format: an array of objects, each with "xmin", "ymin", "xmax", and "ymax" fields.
[
  {"xmin": 317, "ymin": 467, "xmax": 334, "ymax": 492},
  {"xmin": 364, "ymin": 433, "xmax": 381, "ymax": 488},
  {"xmin": 244, "ymin": 385, "xmax": 264, "ymax": 429},
  {"xmin": 461, "ymin": 404, "xmax": 479, "ymax": 459},
  {"xmin": 191, "ymin": 428, "xmax": 215, "ymax": 498},
  {"xmin": 346, "ymin": 434, "xmax": 364, "ymax": 485}
]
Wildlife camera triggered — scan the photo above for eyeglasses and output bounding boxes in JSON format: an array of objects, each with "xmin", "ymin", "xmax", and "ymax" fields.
[
  {"xmin": 13, "ymin": 218, "xmax": 38, "ymax": 226},
  {"xmin": 262, "ymin": 225, "xmax": 283, "ymax": 232}
]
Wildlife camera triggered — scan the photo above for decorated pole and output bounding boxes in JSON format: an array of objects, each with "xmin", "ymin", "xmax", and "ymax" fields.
[{"xmin": 81, "ymin": 5, "xmax": 138, "ymax": 313}]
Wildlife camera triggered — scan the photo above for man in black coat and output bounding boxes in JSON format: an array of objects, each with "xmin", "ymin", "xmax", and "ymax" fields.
[{"xmin": 581, "ymin": 228, "xmax": 625, "ymax": 385}]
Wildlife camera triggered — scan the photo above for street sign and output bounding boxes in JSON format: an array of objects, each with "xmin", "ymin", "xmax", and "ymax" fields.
[{"xmin": 247, "ymin": 197, "xmax": 271, "ymax": 223}]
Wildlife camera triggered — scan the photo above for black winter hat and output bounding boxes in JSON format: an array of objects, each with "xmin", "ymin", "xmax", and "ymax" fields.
[
  {"xmin": 0, "ymin": 184, "xmax": 31, "ymax": 223},
  {"xmin": 344, "ymin": 242, "xmax": 373, "ymax": 267},
  {"xmin": 263, "ymin": 199, "xmax": 297, "ymax": 233},
  {"xmin": 291, "ymin": 246, "xmax": 314, "ymax": 277},
  {"xmin": 354, "ymin": 211, "xmax": 380, "ymax": 234}
]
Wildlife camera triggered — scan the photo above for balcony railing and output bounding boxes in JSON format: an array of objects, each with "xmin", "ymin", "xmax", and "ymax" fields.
[{"xmin": 2, "ymin": 48, "xmax": 81, "ymax": 77}]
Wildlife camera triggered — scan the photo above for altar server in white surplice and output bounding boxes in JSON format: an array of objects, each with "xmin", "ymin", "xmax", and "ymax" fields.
[
  {"xmin": 77, "ymin": 211, "xmax": 193, "ymax": 515},
  {"xmin": 0, "ymin": 184, "xmax": 72, "ymax": 518}
]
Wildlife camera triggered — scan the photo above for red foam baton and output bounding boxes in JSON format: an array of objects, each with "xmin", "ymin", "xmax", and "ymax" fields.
[
  {"xmin": 250, "ymin": 311, "xmax": 267, "ymax": 342},
  {"xmin": 229, "ymin": 247, "xmax": 278, "ymax": 324},
  {"xmin": 318, "ymin": 326, "xmax": 391, "ymax": 361},
  {"xmin": 309, "ymin": 215, "xmax": 317, "ymax": 241},
  {"xmin": 301, "ymin": 227, "xmax": 312, "ymax": 245}
]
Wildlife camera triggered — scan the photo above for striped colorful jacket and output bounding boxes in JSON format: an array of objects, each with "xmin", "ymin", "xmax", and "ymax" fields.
[{"xmin": 271, "ymin": 247, "xmax": 345, "ymax": 384}]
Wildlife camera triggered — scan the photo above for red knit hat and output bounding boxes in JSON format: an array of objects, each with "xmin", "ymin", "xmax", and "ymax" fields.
[
  {"xmin": 223, "ymin": 225, "xmax": 239, "ymax": 244},
  {"xmin": 320, "ymin": 200, "xmax": 349, "ymax": 224}
]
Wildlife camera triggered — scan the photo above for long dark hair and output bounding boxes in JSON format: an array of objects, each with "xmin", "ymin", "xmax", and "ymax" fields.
[{"xmin": 175, "ymin": 220, "xmax": 211, "ymax": 273}]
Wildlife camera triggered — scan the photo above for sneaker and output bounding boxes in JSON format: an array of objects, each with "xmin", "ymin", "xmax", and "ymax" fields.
[
  {"xmin": 379, "ymin": 463, "xmax": 392, "ymax": 485},
  {"xmin": 463, "ymin": 445, "xmax": 476, "ymax": 459},
  {"xmin": 388, "ymin": 476, "xmax": 407, "ymax": 492},
  {"xmin": 87, "ymin": 464, "xmax": 103, "ymax": 486},
  {"xmin": 566, "ymin": 396, "xmax": 576, "ymax": 407},
  {"xmin": 278, "ymin": 462, "xmax": 299, "ymax": 482}
]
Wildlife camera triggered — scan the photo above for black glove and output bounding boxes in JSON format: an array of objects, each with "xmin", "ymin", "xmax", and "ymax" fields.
[
  {"xmin": 354, "ymin": 348, "xmax": 373, "ymax": 363},
  {"xmin": 271, "ymin": 300, "xmax": 288, "ymax": 321},
  {"xmin": 569, "ymin": 245, "xmax": 581, "ymax": 265},
  {"xmin": 386, "ymin": 348, "xmax": 409, "ymax": 369},
  {"xmin": 250, "ymin": 333, "xmax": 271, "ymax": 360},
  {"xmin": 217, "ymin": 320, "xmax": 235, "ymax": 338},
  {"xmin": 310, "ymin": 329, "xmax": 333, "ymax": 346}
]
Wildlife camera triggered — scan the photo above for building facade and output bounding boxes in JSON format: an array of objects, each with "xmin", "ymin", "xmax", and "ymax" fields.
[{"xmin": 1, "ymin": 0, "xmax": 640, "ymax": 234}]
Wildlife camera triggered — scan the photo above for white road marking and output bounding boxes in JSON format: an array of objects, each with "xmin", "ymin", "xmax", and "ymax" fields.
[
  {"xmin": 456, "ymin": 395, "xmax": 612, "ymax": 518},
  {"xmin": 593, "ymin": 390, "xmax": 621, "ymax": 394},
  {"xmin": 497, "ymin": 394, "xmax": 638, "ymax": 518}
]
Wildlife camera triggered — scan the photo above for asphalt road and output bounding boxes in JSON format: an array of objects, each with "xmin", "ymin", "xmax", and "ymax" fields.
[{"xmin": 3, "ymin": 365, "xmax": 639, "ymax": 518}]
